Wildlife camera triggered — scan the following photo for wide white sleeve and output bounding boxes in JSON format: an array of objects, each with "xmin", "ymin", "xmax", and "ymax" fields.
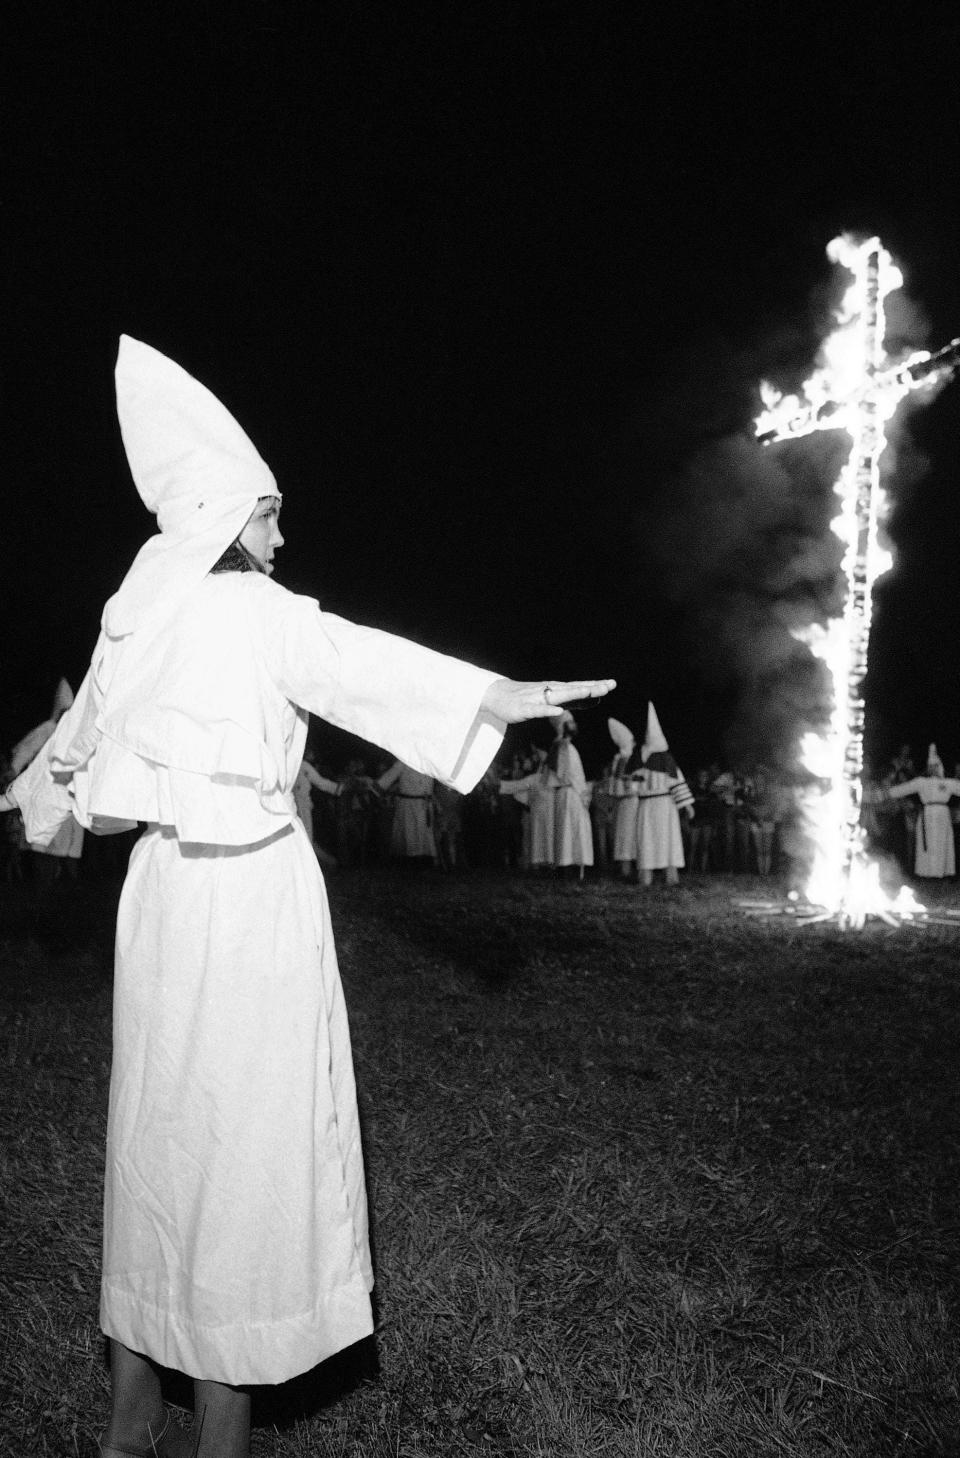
[
  {"xmin": 269, "ymin": 593, "xmax": 506, "ymax": 794},
  {"xmin": 887, "ymin": 778, "xmax": 921, "ymax": 800}
]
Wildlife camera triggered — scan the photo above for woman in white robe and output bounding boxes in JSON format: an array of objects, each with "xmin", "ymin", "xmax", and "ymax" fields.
[{"xmin": 1, "ymin": 337, "xmax": 614, "ymax": 1458}]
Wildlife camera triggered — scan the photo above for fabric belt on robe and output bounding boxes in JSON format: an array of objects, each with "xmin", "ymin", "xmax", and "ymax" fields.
[{"xmin": 638, "ymin": 790, "xmax": 674, "ymax": 800}]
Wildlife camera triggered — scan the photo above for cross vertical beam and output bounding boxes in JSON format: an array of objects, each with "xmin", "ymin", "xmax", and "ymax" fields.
[{"xmin": 755, "ymin": 236, "xmax": 958, "ymax": 923}]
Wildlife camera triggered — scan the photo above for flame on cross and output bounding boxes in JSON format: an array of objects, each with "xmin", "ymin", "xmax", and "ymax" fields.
[{"xmin": 755, "ymin": 235, "xmax": 960, "ymax": 928}]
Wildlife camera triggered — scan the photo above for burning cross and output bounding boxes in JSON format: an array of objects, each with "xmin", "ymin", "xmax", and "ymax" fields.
[{"xmin": 753, "ymin": 236, "xmax": 960, "ymax": 927}]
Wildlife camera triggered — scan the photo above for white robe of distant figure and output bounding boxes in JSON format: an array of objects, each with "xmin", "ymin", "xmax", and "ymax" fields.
[
  {"xmin": 498, "ymin": 758, "xmax": 557, "ymax": 866},
  {"xmin": 635, "ymin": 766, "xmax": 694, "ymax": 869},
  {"xmin": 631, "ymin": 703, "xmax": 693, "ymax": 874},
  {"xmin": 612, "ymin": 753, "xmax": 640, "ymax": 864},
  {"xmin": 552, "ymin": 737, "xmax": 593, "ymax": 868},
  {"xmin": 377, "ymin": 760, "xmax": 437, "ymax": 859},
  {"xmin": 607, "ymin": 716, "xmax": 639, "ymax": 868},
  {"xmin": 888, "ymin": 770, "xmax": 960, "ymax": 877}
]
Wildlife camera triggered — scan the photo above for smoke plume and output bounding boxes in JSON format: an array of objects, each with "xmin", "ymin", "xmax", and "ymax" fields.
[{"xmin": 634, "ymin": 423, "xmax": 848, "ymax": 769}]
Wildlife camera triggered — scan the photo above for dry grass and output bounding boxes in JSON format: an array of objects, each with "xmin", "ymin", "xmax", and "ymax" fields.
[{"xmin": 1, "ymin": 869, "xmax": 959, "ymax": 1456}]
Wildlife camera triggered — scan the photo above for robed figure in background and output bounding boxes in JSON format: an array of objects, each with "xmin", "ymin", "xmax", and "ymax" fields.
[
  {"xmin": 608, "ymin": 716, "xmax": 640, "ymax": 879},
  {"xmin": 547, "ymin": 709, "xmax": 593, "ymax": 878},
  {"xmin": 376, "ymin": 759, "xmax": 437, "ymax": 862},
  {"xmin": 886, "ymin": 744, "xmax": 960, "ymax": 878},
  {"xmin": 626, "ymin": 703, "xmax": 694, "ymax": 887}
]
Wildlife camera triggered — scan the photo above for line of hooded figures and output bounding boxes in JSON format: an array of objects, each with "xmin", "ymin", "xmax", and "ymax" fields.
[{"xmin": 4, "ymin": 686, "xmax": 960, "ymax": 887}]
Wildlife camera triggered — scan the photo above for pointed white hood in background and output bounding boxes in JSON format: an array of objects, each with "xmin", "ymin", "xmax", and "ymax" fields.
[
  {"xmin": 607, "ymin": 717, "xmax": 635, "ymax": 756},
  {"xmin": 641, "ymin": 702, "xmax": 669, "ymax": 762},
  {"xmin": 103, "ymin": 336, "xmax": 279, "ymax": 637},
  {"xmin": 51, "ymin": 678, "xmax": 74, "ymax": 719}
]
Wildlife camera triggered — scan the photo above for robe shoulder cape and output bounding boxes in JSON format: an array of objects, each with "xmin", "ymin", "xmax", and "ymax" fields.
[{"xmin": 11, "ymin": 573, "xmax": 504, "ymax": 847}]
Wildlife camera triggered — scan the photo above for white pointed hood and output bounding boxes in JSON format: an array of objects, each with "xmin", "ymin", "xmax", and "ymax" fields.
[
  {"xmin": 641, "ymin": 702, "xmax": 669, "ymax": 762},
  {"xmin": 103, "ymin": 336, "xmax": 279, "ymax": 637},
  {"xmin": 607, "ymin": 717, "xmax": 635, "ymax": 756},
  {"xmin": 51, "ymin": 678, "xmax": 74, "ymax": 719}
]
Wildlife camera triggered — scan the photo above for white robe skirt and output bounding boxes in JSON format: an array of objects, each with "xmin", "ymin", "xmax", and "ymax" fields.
[
  {"xmin": 551, "ymin": 742, "xmax": 593, "ymax": 868},
  {"xmin": 633, "ymin": 769, "xmax": 693, "ymax": 870},
  {"xmin": 102, "ymin": 815, "xmax": 372, "ymax": 1385}
]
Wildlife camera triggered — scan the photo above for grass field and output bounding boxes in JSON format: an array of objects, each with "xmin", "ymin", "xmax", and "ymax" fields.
[{"xmin": 2, "ymin": 867, "xmax": 958, "ymax": 1456}]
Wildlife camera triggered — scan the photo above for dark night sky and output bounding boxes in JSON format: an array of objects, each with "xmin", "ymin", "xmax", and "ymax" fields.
[{"xmin": 4, "ymin": 2, "xmax": 960, "ymax": 775}]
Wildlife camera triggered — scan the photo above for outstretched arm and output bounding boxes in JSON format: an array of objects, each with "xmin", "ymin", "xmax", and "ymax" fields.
[{"xmin": 480, "ymin": 678, "xmax": 616, "ymax": 724}]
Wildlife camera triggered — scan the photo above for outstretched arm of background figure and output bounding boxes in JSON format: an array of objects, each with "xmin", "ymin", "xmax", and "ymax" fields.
[
  {"xmin": 480, "ymin": 678, "xmax": 616, "ymax": 724},
  {"xmin": 886, "ymin": 779, "xmax": 921, "ymax": 800},
  {"xmin": 305, "ymin": 764, "xmax": 341, "ymax": 795},
  {"xmin": 376, "ymin": 759, "xmax": 402, "ymax": 792}
]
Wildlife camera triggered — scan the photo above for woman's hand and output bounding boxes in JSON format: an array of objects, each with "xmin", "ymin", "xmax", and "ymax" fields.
[{"xmin": 481, "ymin": 677, "xmax": 616, "ymax": 725}]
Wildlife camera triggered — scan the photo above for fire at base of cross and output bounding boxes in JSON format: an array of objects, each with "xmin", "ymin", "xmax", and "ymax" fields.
[{"xmin": 753, "ymin": 235, "xmax": 960, "ymax": 930}]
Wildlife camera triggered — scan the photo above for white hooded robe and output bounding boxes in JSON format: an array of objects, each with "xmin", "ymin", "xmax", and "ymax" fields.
[
  {"xmin": 888, "ymin": 774, "xmax": 960, "ymax": 878},
  {"xmin": 551, "ymin": 739, "xmax": 594, "ymax": 868},
  {"xmin": 11, "ymin": 572, "xmax": 504, "ymax": 1384}
]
